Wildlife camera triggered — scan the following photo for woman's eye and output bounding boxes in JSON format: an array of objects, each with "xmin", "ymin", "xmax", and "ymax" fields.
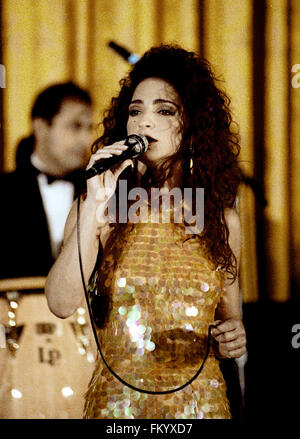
[
  {"xmin": 70, "ymin": 121, "xmax": 83, "ymax": 130},
  {"xmin": 129, "ymin": 109, "xmax": 140, "ymax": 117},
  {"xmin": 158, "ymin": 108, "xmax": 175, "ymax": 116}
]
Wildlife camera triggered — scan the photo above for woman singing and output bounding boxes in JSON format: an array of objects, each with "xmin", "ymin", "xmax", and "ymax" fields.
[{"xmin": 45, "ymin": 45, "xmax": 246, "ymax": 419}]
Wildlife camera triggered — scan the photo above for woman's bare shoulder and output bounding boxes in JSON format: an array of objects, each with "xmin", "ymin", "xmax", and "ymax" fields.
[
  {"xmin": 224, "ymin": 207, "xmax": 241, "ymax": 260},
  {"xmin": 224, "ymin": 207, "xmax": 240, "ymax": 232}
]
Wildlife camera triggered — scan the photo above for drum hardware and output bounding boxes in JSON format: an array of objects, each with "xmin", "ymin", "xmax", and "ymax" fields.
[
  {"xmin": 3, "ymin": 291, "xmax": 24, "ymax": 357},
  {"xmin": 69, "ymin": 307, "xmax": 96, "ymax": 364},
  {"xmin": 0, "ymin": 278, "xmax": 97, "ymax": 418}
]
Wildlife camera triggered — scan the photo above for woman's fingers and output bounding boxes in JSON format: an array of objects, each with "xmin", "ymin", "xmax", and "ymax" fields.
[
  {"xmin": 213, "ymin": 328, "xmax": 244, "ymax": 343},
  {"xmin": 220, "ymin": 335, "xmax": 246, "ymax": 350},
  {"xmin": 86, "ymin": 141, "xmax": 130, "ymax": 197},
  {"xmin": 87, "ymin": 142, "xmax": 128, "ymax": 168},
  {"xmin": 210, "ymin": 318, "xmax": 247, "ymax": 359},
  {"xmin": 219, "ymin": 346, "xmax": 246, "ymax": 359},
  {"xmin": 228, "ymin": 347, "xmax": 247, "ymax": 358},
  {"xmin": 216, "ymin": 339, "xmax": 247, "ymax": 359},
  {"xmin": 211, "ymin": 319, "xmax": 243, "ymax": 339},
  {"xmin": 211, "ymin": 319, "xmax": 241, "ymax": 333},
  {"xmin": 93, "ymin": 142, "xmax": 128, "ymax": 156}
]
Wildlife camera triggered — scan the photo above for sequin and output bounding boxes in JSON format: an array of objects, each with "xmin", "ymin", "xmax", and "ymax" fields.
[
  {"xmin": 184, "ymin": 405, "xmax": 193, "ymax": 415},
  {"xmin": 185, "ymin": 306, "xmax": 198, "ymax": 316},
  {"xmin": 202, "ymin": 403, "xmax": 211, "ymax": 413},
  {"xmin": 107, "ymin": 401, "xmax": 116, "ymax": 410},
  {"xmin": 117, "ymin": 278, "xmax": 127, "ymax": 288},
  {"xmin": 118, "ymin": 306, "xmax": 127, "ymax": 316},
  {"xmin": 132, "ymin": 392, "xmax": 140, "ymax": 401},
  {"xmin": 136, "ymin": 339, "xmax": 144, "ymax": 348},
  {"xmin": 113, "ymin": 408, "xmax": 121, "ymax": 417},
  {"xmin": 84, "ymin": 220, "xmax": 231, "ymax": 419},
  {"xmin": 210, "ymin": 379, "xmax": 219, "ymax": 388},
  {"xmin": 125, "ymin": 407, "xmax": 132, "ymax": 416},
  {"xmin": 125, "ymin": 285, "xmax": 135, "ymax": 294},
  {"xmin": 137, "ymin": 325, "xmax": 146, "ymax": 335},
  {"xmin": 134, "ymin": 277, "xmax": 146, "ymax": 286},
  {"xmin": 144, "ymin": 340, "xmax": 155, "ymax": 351},
  {"xmin": 201, "ymin": 282, "xmax": 210, "ymax": 292},
  {"xmin": 123, "ymin": 399, "xmax": 130, "ymax": 407},
  {"xmin": 123, "ymin": 387, "xmax": 130, "ymax": 395},
  {"xmin": 148, "ymin": 277, "xmax": 158, "ymax": 286}
]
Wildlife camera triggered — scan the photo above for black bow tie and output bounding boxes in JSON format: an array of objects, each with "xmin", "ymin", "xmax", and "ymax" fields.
[
  {"xmin": 29, "ymin": 164, "xmax": 85, "ymax": 194},
  {"xmin": 30, "ymin": 164, "xmax": 63, "ymax": 184},
  {"xmin": 43, "ymin": 173, "xmax": 64, "ymax": 185},
  {"xmin": 36, "ymin": 169, "xmax": 72, "ymax": 185}
]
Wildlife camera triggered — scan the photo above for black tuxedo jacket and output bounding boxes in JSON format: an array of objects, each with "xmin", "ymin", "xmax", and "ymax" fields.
[{"xmin": 0, "ymin": 165, "xmax": 85, "ymax": 279}]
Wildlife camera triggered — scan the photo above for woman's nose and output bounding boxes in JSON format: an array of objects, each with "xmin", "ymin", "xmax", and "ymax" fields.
[{"xmin": 138, "ymin": 112, "xmax": 155, "ymax": 129}]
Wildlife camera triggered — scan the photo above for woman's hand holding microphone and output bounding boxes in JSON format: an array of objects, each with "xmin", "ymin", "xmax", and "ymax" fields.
[{"xmin": 85, "ymin": 141, "xmax": 133, "ymax": 227}]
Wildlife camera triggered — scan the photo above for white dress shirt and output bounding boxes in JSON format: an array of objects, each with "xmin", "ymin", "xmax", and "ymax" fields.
[{"xmin": 31, "ymin": 153, "xmax": 74, "ymax": 258}]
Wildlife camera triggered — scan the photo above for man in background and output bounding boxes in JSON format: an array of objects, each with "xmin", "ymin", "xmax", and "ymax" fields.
[{"xmin": 0, "ymin": 82, "xmax": 93, "ymax": 279}]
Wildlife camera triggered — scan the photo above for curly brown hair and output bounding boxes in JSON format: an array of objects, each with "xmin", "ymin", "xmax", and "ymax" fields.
[{"xmin": 92, "ymin": 44, "xmax": 242, "ymax": 281}]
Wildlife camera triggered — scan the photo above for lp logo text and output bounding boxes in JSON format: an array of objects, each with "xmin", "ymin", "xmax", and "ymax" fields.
[{"xmin": 38, "ymin": 347, "xmax": 61, "ymax": 365}]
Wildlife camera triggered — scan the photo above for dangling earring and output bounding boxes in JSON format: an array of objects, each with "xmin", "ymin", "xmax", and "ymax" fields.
[{"xmin": 189, "ymin": 144, "xmax": 194, "ymax": 176}]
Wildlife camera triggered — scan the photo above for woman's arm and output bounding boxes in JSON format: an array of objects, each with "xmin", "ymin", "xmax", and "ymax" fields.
[
  {"xmin": 45, "ymin": 142, "xmax": 133, "ymax": 319},
  {"xmin": 211, "ymin": 208, "xmax": 247, "ymax": 359},
  {"xmin": 44, "ymin": 195, "xmax": 102, "ymax": 318}
]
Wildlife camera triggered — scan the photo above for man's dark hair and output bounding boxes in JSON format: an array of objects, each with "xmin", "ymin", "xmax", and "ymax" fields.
[
  {"xmin": 31, "ymin": 81, "xmax": 92, "ymax": 124},
  {"xmin": 15, "ymin": 82, "xmax": 92, "ymax": 168}
]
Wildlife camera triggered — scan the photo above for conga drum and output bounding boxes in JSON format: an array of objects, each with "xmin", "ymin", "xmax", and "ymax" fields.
[{"xmin": 0, "ymin": 277, "xmax": 97, "ymax": 419}]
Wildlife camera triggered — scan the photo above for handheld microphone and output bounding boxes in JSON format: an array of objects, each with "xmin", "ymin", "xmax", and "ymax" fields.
[
  {"xmin": 85, "ymin": 134, "xmax": 148, "ymax": 180},
  {"xmin": 108, "ymin": 41, "xmax": 140, "ymax": 65}
]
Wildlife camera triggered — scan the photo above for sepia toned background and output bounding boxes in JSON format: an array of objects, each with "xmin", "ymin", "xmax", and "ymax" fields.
[{"xmin": 0, "ymin": 0, "xmax": 300, "ymax": 420}]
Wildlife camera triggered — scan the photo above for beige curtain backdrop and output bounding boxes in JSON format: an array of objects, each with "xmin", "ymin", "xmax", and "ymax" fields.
[{"xmin": 1, "ymin": 0, "xmax": 299, "ymax": 302}]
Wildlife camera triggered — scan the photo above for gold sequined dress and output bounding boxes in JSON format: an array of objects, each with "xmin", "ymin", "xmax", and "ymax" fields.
[{"xmin": 84, "ymin": 218, "xmax": 231, "ymax": 419}]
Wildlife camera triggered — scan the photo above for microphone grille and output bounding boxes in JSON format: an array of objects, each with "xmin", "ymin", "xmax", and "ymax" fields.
[
  {"xmin": 126, "ymin": 134, "xmax": 149, "ymax": 155},
  {"xmin": 136, "ymin": 134, "xmax": 149, "ymax": 152}
]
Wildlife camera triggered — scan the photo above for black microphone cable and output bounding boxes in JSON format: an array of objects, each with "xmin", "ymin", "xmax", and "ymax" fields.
[{"xmin": 76, "ymin": 196, "xmax": 212, "ymax": 395}]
